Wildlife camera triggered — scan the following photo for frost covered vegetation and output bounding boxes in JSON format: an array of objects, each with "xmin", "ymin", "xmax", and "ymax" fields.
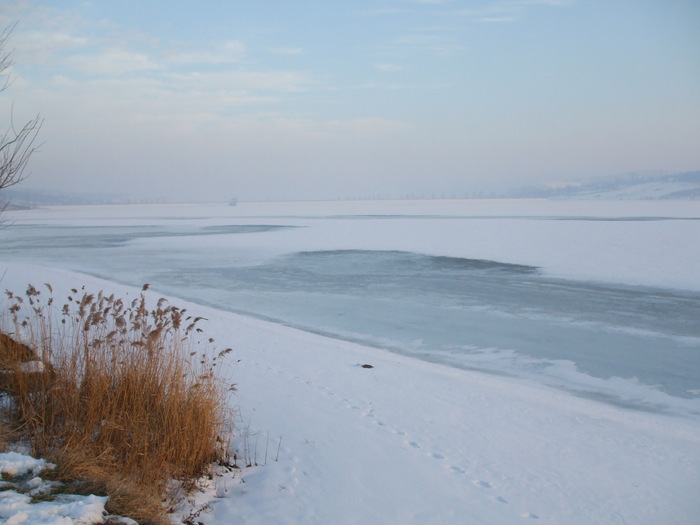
[{"xmin": 0, "ymin": 284, "xmax": 234, "ymax": 524}]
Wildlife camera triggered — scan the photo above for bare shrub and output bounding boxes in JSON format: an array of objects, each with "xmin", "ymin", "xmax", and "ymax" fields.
[
  {"xmin": 1, "ymin": 284, "xmax": 234, "ymax": 524},
  {"xmin": 0, "ymin": 24, "xmax": 43, "ymax": 223}
]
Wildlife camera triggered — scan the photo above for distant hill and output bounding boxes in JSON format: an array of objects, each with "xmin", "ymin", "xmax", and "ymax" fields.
[
  {"xmin": 506, "ymin": 171, "xmax": 700, "ymax": 200},
  {"xmin": 2, "ymin": 189, "xmax": 167, "ymax": 207}
]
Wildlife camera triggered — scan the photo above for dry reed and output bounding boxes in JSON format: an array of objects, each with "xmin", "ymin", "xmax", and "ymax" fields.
[{"xmin": 0, "ymin": 283, "xmax": 234, "ymax": 524}]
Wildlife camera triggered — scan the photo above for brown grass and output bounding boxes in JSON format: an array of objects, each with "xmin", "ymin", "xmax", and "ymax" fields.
[{"xmin": 1, "ymin": 284, "xmax": 234, "ymax": 524}]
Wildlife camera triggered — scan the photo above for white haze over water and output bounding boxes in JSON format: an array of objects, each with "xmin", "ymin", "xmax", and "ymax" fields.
[{"xmin": 2, "ymin": 199, "xmax": 700, "ymax": 418}]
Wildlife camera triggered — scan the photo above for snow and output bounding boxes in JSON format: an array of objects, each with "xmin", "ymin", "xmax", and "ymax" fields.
[
  {"xmin": 1, "ymin": 492, "xmax": 108, "ymax": 525},
  {"xmin": 1, "ymin": 263, "xmax": 699, "ymax": 525},
  {"xmin": 0, "ymin": 452, "xmax": 109, "ymax": 525},
  {"xmin": 0, "ymin": 452, "xmax": 52, "ymax": 478},
  {"xmin": 1, "ymin": 200, "xmax": 700, "ymax": 524}
]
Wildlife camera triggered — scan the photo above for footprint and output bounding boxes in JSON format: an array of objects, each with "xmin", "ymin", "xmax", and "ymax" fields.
[
  {"xmin": 495, "ymin": 496, "xmax": 508, "ymax": 504},
  {"xmin": 521, "ymin": 513, "xmax": 539, "ymax": 520},
  {"xmin": 408, "ymin": 441, "xmax": 421, "ymax": 449},
  {"xmin": 449, "ymin": 466, "xmax": 465, "ymax": 474},
  {"xmin": 474, "ymin": 480, "xmax": 493, "ymax": 489},
  {"xmin": 431, "ymin": 453, "xmax": 445, "ymax": 460}
]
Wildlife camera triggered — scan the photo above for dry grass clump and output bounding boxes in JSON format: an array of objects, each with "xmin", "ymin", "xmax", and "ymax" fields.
[{"xmin": 0, "ymin": 284, "xmax": 234, "ymax": 524}]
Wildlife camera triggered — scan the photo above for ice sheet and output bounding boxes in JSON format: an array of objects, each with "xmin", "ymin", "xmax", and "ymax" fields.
[
  {"xmin": 2, "ymin": 200, "xmax": 699, "ymax": 416},
  {"xmin": 1, "ymin": 264, "xmax": 699, "ymax": 525}
]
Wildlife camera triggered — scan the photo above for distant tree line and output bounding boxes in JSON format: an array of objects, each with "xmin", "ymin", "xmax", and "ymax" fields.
[{"xmin": 5, "ymin": 188, "xmax": 167, "ymax": 207}]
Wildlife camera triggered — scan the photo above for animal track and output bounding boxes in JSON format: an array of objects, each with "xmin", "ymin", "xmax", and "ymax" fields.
[
  {"xmin": 278, "ymin": 367, "xmax": 522, "ymax": 516},
  {"xmin": 250, "ymin": 360, "xmax": 528, "ymax": 522}
]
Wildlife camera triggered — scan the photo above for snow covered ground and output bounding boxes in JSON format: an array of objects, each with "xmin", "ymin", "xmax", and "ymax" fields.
[
  {"xmin": 1, "ymin": 199, "xmax": 700, "ymax": 524},
  {"xmin": 0, "ymin": 451, "xmax": 116, "ymax": 525}
]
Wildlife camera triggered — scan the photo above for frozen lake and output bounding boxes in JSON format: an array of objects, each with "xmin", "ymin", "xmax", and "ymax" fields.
[{"xmin": 2, "ymin": 199, "xmax": 700, "ymax": 417}]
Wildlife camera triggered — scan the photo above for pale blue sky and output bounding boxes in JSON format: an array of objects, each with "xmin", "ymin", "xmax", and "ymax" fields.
[{"xmin": 1, "ymin": 0, "xmax": 698, "ymax": 201}]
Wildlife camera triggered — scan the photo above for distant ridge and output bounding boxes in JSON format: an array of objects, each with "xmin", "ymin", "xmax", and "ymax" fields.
[
  {"xmin": 506, "ymin": 170, "xmax": 700, "ymax": 200},
  {"xmin": 5, "ymin": 170, "xmax": 700, "ymax": 205},
  {"xmin": 3, "ymin": 189, "xmax": 168, "ymax": 207}
]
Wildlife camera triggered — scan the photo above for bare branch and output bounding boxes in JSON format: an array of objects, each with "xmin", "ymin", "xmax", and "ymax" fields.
[
  {"xmin": 0, "ymin": 23, "xmax": 18, "ymax": 91},
  {"xmin": 0, "ymin": 22, "xmax": 42, "ymax": 221},
  {"xmin": 1, "ymin": 113, "xmax": 43, "ymax": 190}
]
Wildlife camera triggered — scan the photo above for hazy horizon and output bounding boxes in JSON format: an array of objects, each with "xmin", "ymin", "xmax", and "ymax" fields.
[{"xmin": 1, "ymin": 1, "xmax": 699, "ymax": 202}]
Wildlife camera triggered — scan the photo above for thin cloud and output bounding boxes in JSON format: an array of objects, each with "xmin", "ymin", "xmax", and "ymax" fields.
[
  {"xmin": 65, "ymin": 48, "xmax": 159, "ymax": 76},
  {"xmin": 409, "ymin": 0, "xmax": 452, "ymax": 4},
  {"xmin": 511, "ymin": 0, "xmax": 573, "ymax": 6},
  {"xmin": 342, "ymin": 80, "xmax": 452, "ymax": 92},
  {"xmin": 12, "ymin": 30, "xmax": 88, "ymax": 64},
  {"xmin": 457, "ymin": 0, "xmax": 572, "ymax": 21},
  {"xmin": 478, "ymin": 17, "xmax": 516, "ymax": 22},
  {"xmin": 375, "ymin": 63, "xmax": 404, "ymax": 72},
  {"xmin": 167, "ymin": 40, "xmax": 246, "ymax": 65},
  {"xmin": 393, "ymin": 34, "xmax": 467, "ymax": 56},
  {"xmin": 457, "ymin": 6, "xmax": 512, "ymax": 18},
  {"xmin": 190, "ymin": 70, "xmax": 311, "ymax": 93},
  {"xmin": 327, "ymin": 117, "xmax": 409, "ymax": 137},
  {"xmin": 269, "ymin": 47, "xmax": 303, "ymax": 55},
  {"xmin": 258, "ymin": 116, "xmax": 410, "ymax": 141},
  {"xmin": 356, "ymin": 8, "xmax": 404, "ymax": 17}
]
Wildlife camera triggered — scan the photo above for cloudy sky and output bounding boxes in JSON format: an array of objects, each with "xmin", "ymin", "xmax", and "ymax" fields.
[{"xmin": 1, "ymin": 0, "xmax": 698, "ymax": 201}]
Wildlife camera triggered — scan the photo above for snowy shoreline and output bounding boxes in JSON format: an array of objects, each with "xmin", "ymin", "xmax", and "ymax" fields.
[{"xmin": 2, "ymin": 262, "xmax": 699, "ymax": 524}]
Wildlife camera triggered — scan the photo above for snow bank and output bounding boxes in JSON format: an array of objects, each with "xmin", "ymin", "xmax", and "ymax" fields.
[
  {"xmin": 0, "ymin": 492, "xmax": 107, "ymax": 525},
  {"xmin": 0, "ymin": 452, "xmax": 52, "ymax": 478},
  {"xmin": 2, "ymin": 263, "xmax": 699, "ymax": 525},
  {"xmin": 0, "ymin": 452, "xmax": 108, "ymax": 525}
]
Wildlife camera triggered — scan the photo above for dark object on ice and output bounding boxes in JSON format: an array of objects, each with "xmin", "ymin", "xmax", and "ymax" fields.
[{"xmin": 361, "ymin": 364, "xmax": 374, "ymax": 369}]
